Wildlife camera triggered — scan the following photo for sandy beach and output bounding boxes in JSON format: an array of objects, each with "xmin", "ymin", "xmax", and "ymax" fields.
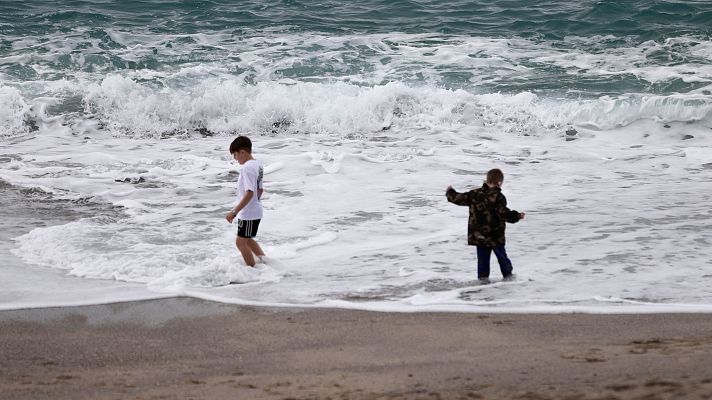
[{"xmin": 1, "ymin": 298, "xmax": 711, "ymax": 400}]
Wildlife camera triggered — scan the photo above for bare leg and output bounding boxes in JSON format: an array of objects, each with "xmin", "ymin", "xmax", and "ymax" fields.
[
  {"xmin": 246, "ymin": 239, "xmax": 265, "ymax": 259},
  {"xmin": 235, "ymin": 237, "xmax": 256, "ymax": 267}
]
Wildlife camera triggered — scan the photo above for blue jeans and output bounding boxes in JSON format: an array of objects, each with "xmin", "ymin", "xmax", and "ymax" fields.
[{"xmin": 476, "ymin": 244, "xmax": 513, "ymax": 279}]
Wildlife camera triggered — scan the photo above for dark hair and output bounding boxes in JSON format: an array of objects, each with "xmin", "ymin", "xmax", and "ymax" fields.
[
  {"xmin": 486, "ymin": 168, "xmax": 504, "ymax": 184},
  {"xmin": 229, "ymin": 136, "xmax": 252, "ymax": 154}
]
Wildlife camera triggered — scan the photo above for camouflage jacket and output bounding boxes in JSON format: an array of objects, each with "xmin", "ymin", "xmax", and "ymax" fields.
[{"xmin": 446, "ymin": 183, "xmax": 521, "ymax": 247}]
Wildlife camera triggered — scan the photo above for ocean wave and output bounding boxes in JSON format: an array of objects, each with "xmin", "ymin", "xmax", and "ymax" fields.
[
  {"xmin": 3, "ymin": 27, "xmax": 712, "ymax": 97},
  {"xmin": 0, "ymin": 86, "xmax": 31, "ymax": 138},
  {"xmin": 3, "ymin": 77, "xmax": 711, "ymax": 140}
]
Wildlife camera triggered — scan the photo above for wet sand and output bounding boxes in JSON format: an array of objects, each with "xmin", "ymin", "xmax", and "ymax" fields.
[{"xmin": 1, "ymin": 298, "xmax": 712, "ymax": 399}]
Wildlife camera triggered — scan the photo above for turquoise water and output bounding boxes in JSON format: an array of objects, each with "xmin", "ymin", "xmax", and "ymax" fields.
[
  {"xmin": 2, "ymin": 1, "xmax": 711, "ymax": 105},
  {"xmin": 3, "ymin": 1, "xmax": 711, "ymax": 38}
]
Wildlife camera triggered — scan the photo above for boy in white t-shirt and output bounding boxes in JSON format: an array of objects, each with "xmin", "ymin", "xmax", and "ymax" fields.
[{"xmin": 226, "ymin": 136, "xmax": 265, "ymax": 267}]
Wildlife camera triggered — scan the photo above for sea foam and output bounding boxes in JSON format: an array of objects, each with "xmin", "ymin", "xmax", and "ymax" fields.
[{"xmin": 5, "ymin": 114, "xmax": 712, "ymax": 313}]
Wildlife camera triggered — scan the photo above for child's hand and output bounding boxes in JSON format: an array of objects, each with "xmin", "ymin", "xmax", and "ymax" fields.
[
  {"xmin": 519, "ymin": 212, "xmax": 525, "ymax": 220},
  {"xmin": 226, "ymin": 211, "xmax": 236, "ymax": 223},
  {"xmin": 446, "ymin": 185, "xmax": 453, "ymax": 192}
]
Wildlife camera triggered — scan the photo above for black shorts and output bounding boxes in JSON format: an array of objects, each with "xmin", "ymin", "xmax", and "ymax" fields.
[{"xmin": 237, "ymin": 219, "xmax": 260, "ymax": 238}]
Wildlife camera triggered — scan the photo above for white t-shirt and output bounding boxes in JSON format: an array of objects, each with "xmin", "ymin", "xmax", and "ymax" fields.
[{"xmin": 236, "ymin": 159, "xmax": 263, "ymax": 220}]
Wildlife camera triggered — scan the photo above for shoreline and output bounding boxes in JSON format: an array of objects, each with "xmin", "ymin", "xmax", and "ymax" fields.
[
  {"xmin": 7, "ymin": 291, "xmax": 712, "ymax": 314},
  {"xmin": 2, "ymin": 298, "xmax": 712, "ymax": 399}
]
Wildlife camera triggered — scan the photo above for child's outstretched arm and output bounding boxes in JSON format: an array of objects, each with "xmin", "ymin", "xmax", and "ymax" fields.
[
  {"xmin": 495, "ymin": 194, "xmax": 523, "ymax": 223},
  {"xmin": 445, "ymin": 186, "xmax": 471, "ymax": 206}
]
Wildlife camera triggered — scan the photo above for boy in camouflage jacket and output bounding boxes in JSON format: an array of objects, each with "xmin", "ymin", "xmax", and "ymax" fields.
[{"xmin": 446, "ymin": 168, "xmax": 525, "ymax": 281}]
